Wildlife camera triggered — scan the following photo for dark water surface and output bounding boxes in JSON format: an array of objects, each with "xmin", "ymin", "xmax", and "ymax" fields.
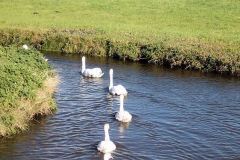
[{"xmin": 0, "ymin": 53, "xmax": 240, "ymax": 160}]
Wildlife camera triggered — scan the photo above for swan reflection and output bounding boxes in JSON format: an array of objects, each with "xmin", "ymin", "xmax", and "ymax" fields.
[{"xmin": 118, "ymin": 122, "xmax": 130, "ymax": 133}]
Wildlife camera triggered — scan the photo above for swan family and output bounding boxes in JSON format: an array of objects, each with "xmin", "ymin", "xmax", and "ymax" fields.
[
  {"xmin": 20, "ymin": 46, "xmax": 129, "ymax": 157},
  {"xmin": 20, "ymin": 47, "xmax": 127, "ymax": 156},
  {"xmin": 20, "ymin": 45, "xmax": 130, "ymax": 157},
  {"xmin": 81, "ymin": 56, "xmax": 131, "ymax": 156}
]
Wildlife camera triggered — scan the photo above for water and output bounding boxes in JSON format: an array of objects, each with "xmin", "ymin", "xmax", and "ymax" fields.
[{"xmin": 0, "ymin": 54, "xmax": 239, "ymax": 160}]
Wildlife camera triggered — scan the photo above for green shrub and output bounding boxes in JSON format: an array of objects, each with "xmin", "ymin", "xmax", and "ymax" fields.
[
  {"xmin": 0, "ymin": 46, "xmax": 49, "ymax": 107},
  {"xmin": 0, "ymin": 46, "xmax": 55, "ymax": 136}
]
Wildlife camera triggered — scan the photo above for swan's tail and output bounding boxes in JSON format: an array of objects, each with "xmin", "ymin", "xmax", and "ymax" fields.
[{"xmin": 104, "ymin": 153, "xmax": 113, "ymax": 160}]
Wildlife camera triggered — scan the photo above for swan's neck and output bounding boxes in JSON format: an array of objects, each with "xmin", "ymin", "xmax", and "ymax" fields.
[
  {"xmin": 109, "ymin": 73, "xmax": 113, "ymax": 89},
  {"xmin": 119, "ymin": 96, "xmax": 124, "ymax": 113},
  {"xmin": 104, "ymin": 128, "xmax": 110, "ymax": 141},
  {"xmin": 82, "ymin": 58, "xmax": 86, "ymax": 73}
]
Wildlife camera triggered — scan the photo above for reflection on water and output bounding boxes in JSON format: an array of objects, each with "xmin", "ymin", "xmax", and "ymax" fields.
[
  {"xmin": 0, "ymin": 53, "xmax": 239, "ymax": 160},
  {"xmin": 118, "ymin": 122, "xmax": 130, "ymax": 135}
]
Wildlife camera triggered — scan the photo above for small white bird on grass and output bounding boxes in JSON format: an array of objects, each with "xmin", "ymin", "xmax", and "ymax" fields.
[
  {"xmin": 43, "ymin": 57, "xmax": 48, "ymax": 62},
  {"xmin": 22, "ymin": 44, "xmax": 29, "ymax": 50},
  {"xmin": 97, "ymin": 124, "xmax": 116, "ymax": 154},
  {"xmin": 81, "ymin": 56, "xmax": 104, "ymax": 78}
]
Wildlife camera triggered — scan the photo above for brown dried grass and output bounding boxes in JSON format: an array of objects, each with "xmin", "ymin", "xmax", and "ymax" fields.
[{"xmin": 0, "ymin": 75, "xmax": 59, "ymax": 137}]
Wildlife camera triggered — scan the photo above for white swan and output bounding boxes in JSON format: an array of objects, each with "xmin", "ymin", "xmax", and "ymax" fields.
[
  {"xmin": 109, "ymin": 69, "xmax": 127, "ymax": 96},
  {"xmin": 81, "ymin": 56, "xmax": 104, "ymax": 78},
  {"xmin": 104, "ymin": 153, "xmax": 113, "ymax": 160},
  {"xmin": 22, "ymin": 44, "xmax": 29, "ymax": 50},
  {"xmin": 97, "ymin": 124, "xmax": 116, "ymax": 153},
  {"xmin": 115, "ymin": 95, "xmax": 132, "ymax": 123}
]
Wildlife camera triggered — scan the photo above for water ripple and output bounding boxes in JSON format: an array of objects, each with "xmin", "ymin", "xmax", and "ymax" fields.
[{"xmin": 0, "ymin": 54, "xmax": 239, "ymax": 160}]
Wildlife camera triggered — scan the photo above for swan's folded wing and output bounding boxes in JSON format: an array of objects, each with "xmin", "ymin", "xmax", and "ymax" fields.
[
  {"xmin": 97, "ymin": 141, "xmax": 116, "ymax": 153},
  {"xmin": 113, "ymin": 85, "xmax": 128, "ymax": 95},
  {"xmin": 83, "ymin": 68, "xmax": 104, "ymax": 77},
  {"xmin": 92, "ymin": 68, "xmax": 103, "ymax": 73},
  {"xmin": 92, "ymin": 68, "xmax": 104, "ymax": 77}
]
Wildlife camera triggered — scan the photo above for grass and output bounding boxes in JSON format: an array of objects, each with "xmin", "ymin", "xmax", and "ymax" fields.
[
  {"xmin": 0, "ymin": 0, "xmax": 239, "ymax": 76},
  {"xmin": 0, "ymin": 46, "xmax": 58, "ymax": 137},
  {"xmin": 0, "ymin": 0, "xmax": 239, "ymax": 43}
]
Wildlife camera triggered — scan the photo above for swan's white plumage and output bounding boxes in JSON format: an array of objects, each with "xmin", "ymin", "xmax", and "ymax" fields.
[
  {"xmin": 22, "ymin": 44, "xmax": 29, "ymax": 50},
  {"xmin": 81, "ymin": 56, "xmax": 104, "ymax": 78},
  {"xmin": 104, "ymin": 153, "xmax": 113, "ymax": 160},
  {"xmin": 115, "ymin": 95, "xmax": 132, "ymax": 122},
  {"xmin": 109, "ymin": 85, "xmax": 127, "ymax": 96},
  {"xmin": 109, "ymin": 69, "xmax": 127, "ymax": 96},
  {"xmin": 97, "ymin": 124, "xmax": 116, "ymax": 154},
  {"xmin": 82, "ymin": 68, "xmax": 104, "ymax": 78}
]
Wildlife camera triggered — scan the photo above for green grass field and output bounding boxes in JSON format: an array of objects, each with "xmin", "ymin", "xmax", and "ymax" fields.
[
  {"xmin": 0, "ymin": 0, "xmax": 239, "ymax": 44},
  {"xmin": 0, "ymin": 0, "xmax": 239, "ymax": 76}
]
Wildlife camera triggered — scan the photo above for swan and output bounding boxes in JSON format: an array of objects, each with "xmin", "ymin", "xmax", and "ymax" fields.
[
  {"xmin": 115, "ymin": 95, "xmax": 132, "ymax": 123},
  {"xmin": 81, "ymin": 56, "xmax": 104, "ymax": 78},
  {"xmin": 97, "ymin": 124, "xmax": 116, "ymax": 154},
  {"xmin": 109, "ymin": 69, "xmax": 127, "ymax": 96},
  {"xmin": 22, "ymin": 44, "xmax": 29, "ymax": 50},
  {"xmin": 104, "ymin": 153, "xmax": 113, "ymax": 160}
]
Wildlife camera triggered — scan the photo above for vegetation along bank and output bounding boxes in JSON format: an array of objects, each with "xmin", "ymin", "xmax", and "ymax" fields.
[
  {"xmin": 0, "ymin": 29, "xmax": 239, "ymax": 76},
  {"xmin": 0, "ymin": 46, "xmax": 58, "ymax": 137},
  {"xmin": 0, "ymin": 0, "xmax": 239, "ymax": 76}
]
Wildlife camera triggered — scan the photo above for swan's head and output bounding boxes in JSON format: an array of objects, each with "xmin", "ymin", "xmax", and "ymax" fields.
[
  {"xmin": 109, "ymin": 69, "xmax": 113, "ymax": 75},
  {"xmin": 82, "ymin": 56, "xmax": 86, "ymax": 62},
  {"xmin": 104, "ymin": 123, "xmax": 110, "ymax": 131}
]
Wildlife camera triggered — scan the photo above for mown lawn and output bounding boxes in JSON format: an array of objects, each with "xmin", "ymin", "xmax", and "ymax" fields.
[{"xmin": 0, "ymin": 0, "xmax": 239, "ymax": 44}]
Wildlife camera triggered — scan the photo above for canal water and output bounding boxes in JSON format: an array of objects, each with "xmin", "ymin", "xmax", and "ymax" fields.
[{"xmin": 0, "ymin": 53, "xmax": 239, "ymax": 160}]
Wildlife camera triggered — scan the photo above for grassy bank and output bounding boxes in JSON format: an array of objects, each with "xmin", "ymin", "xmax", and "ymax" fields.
[
  {"xmin": 0, "ymin": 46, "xmax": 58, "ymax": 137},
  {"xmin": 0, "ymin": 0, "xmax": 239, "ymax": 76},
  {"xmin": 0, "ymin": 0, "xmax": 239, "ymax": 43},
  {"xmin": 0, "ymin": 29, "xmax": 239, "ymax": 76}
]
